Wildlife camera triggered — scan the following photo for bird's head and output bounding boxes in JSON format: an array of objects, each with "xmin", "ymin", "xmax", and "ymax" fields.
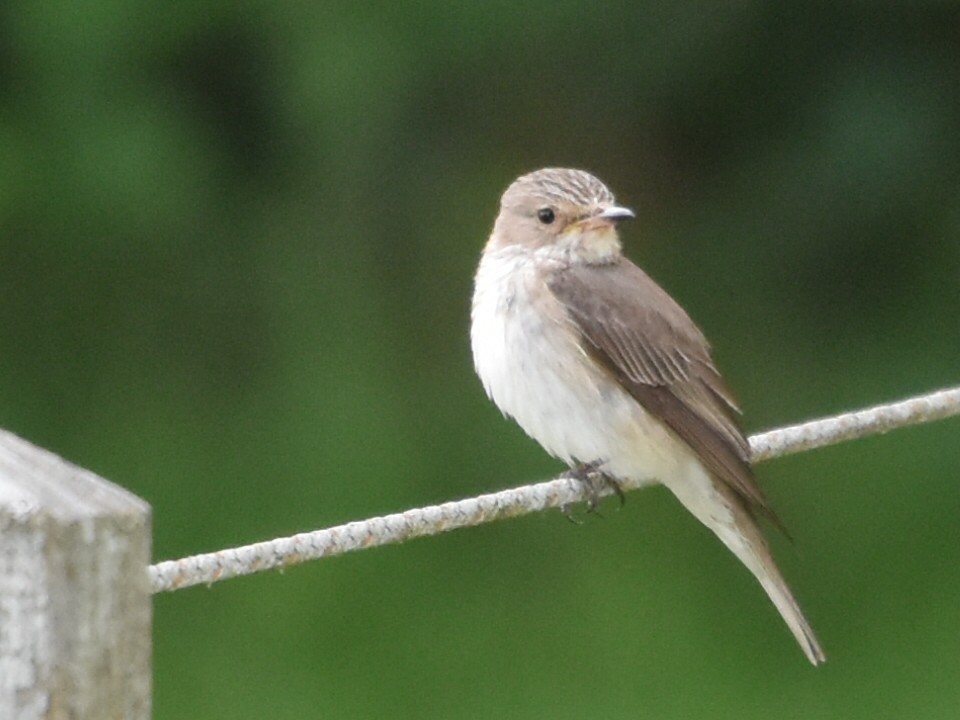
[{"xmin": 489, "ymin": 168, "xmax": 634, "ymax": 264}]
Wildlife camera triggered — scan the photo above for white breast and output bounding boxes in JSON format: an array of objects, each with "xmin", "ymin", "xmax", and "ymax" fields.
[{"xmin": 470, "ymin": 247, "xmax": 688, "ymax": 486}]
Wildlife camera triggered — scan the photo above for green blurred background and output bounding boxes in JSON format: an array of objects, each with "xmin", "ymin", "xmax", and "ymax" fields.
[{"xmin": 2, "ymin": 2, "xmax": 960, "ymax": 718}]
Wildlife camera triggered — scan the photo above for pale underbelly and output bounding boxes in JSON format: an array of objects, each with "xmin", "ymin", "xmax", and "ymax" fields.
[{"xmin": 473, "ymin": 277, "xmax": 691, "ymax": 487}]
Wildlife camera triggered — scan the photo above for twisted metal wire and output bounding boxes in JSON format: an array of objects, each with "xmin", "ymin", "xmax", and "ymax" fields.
[{"xmin": 149, "ymin": 385, "xmax": 960, "ymax": 594}]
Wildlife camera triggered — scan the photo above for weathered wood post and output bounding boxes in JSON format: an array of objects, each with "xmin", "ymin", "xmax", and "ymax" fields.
[{"xmin": 0, "ymin": 429, "xmax": 151, "ymax": 719}]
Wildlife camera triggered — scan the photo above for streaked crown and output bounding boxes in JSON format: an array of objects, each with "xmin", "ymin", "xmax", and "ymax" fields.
[{"xmin": 501, "ymin": 168, "xmax": 616, "ymax": 211}]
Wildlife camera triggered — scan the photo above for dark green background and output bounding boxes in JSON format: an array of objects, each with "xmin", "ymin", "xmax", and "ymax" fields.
[{"xmin": 3, "ymin": 2, "xmax": 960, "ymax": 718}]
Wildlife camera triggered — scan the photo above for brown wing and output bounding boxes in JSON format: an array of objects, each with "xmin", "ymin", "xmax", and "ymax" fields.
[{"xmin": 548, "ymin": 258, "xmax": 784, "ymax": 528}]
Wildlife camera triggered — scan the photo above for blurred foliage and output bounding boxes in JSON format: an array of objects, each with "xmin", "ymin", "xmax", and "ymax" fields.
[{"xmin": 2, "ymin": 1, "xmax": 960, "ymax": 718}]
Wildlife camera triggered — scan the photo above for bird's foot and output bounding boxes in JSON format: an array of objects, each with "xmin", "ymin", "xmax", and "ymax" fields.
[{"xmin": 560, "ymin": 459, "xmax": 624, "ymax": 521}]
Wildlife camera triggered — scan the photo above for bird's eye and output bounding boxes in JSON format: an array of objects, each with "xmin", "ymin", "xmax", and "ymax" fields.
[{"xmin": 537, "ymin": 207, "xmax": 556, "ymax": 224}]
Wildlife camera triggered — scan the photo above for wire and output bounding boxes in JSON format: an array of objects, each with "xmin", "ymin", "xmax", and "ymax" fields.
[{"xmin": 149, "ymin": 385, "xmax": 960, "ymax": 594}]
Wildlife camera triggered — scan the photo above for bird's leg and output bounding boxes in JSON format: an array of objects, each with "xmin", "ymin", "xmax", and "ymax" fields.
[{"xmin": 560, "ymin": 459, "xmax": 624, "ymax": 520}]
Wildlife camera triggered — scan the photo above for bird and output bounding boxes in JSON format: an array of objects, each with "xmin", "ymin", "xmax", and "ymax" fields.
[{"xmin": 470, "ymin": 167, "xmax": 825, "ymax": 665}]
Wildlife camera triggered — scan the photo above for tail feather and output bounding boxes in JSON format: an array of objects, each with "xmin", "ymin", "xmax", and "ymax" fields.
[
  {"xmin": 756, "ymin": 564, "xmax": 826, "ymax": 665},
  {"xmin": 666, "ymin": 463, "xmax": 826, "ymax": 665}
]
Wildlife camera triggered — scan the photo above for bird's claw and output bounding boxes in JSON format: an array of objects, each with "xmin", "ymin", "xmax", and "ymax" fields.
[{"xmin": 560, "ymin": 459, "xmax": 624, "ymax": 520}]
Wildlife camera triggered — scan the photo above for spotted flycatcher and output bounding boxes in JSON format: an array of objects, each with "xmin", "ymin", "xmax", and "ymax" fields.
[{"xmin": 470, "ymin": 168, "xmax": 824, "ymax": 665}]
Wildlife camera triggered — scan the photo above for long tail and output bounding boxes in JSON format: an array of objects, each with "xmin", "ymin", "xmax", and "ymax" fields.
[{"xmin": 666, "ymin": 463, "xmax": 826, "ymax": 665}]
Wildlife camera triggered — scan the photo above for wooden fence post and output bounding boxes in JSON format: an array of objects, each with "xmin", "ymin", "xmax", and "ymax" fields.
[{"xmin": 0, "ymin": 429, "xmax": 152, "ymax": 719}]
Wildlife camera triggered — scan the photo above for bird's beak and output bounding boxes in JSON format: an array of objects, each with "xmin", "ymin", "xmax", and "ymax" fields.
[
  {"xmin": 596, "ymin": 206, "xmax": 635, "ymax": 222},
  {"xmin": 570, "ymin": 205, "xmax": 635, "ymax": 233}
]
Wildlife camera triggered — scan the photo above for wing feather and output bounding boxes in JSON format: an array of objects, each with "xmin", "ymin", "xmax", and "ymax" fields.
[{"xmin": 548, "ymin": 259, "xmax": 783, "ymax": 528}]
